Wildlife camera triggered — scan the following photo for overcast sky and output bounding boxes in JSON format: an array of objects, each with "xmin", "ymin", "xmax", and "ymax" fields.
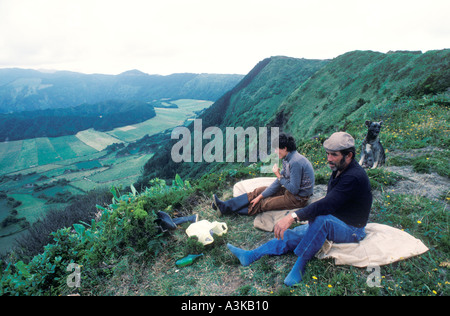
[{"xmin": 0, "ymin": 0, "xmax": 449, "ymax": 75}]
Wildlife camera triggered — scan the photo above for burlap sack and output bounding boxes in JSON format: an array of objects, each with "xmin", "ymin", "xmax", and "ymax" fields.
[
  {"xmin": 233, "ymin": 177, "xmax": 429, "ymax": 267},
  {"xmin": 316, "ymin": 223, "xmax": 429, "ymax": 267},
  {"xmin": 233, "ymin": 177, "xmax": 312, "ymax": 231}
]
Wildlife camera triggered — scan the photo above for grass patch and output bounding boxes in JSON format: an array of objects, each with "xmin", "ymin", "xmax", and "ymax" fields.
[
  {"xmin": 366, "ymin": 168, "xmax": 406, "ymax": 190},
  {"xmin": 1, "ymin": 94, "xmax": 448, "ymax": 296},
  {"xmin": 2, "ymin": 162, "xmax": 448, "ymax": 296},
  {"xmin": 363, "ymin": 95, "xmax": 449, "ymax": 151}
]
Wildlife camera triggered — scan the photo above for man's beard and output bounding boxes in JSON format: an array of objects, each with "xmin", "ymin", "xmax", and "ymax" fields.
[{"xmin": 328, "ymin": 157, "xmax": 347, "ymax": 172}]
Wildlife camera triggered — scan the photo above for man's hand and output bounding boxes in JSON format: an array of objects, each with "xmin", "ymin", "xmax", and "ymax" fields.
[
  {"xmin": 272, "ymin": 164, "xmax": 281, "ymax": 179},
  {"xmin": 249, "ymin": 194, "xmax": 263, "ymax": 210},
  {"xmin": 274, "ymin": 214, "xmax": 295, "ymax": 240}
]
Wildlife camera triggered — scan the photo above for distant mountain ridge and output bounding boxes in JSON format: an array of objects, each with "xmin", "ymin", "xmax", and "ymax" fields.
[
  {"xmin": 0, "ymin": 68, "xmax": 244, "ymax": 113},
  {"xmin": 0, "ymin": 100, "xmax": 157, "ymax": 141}
]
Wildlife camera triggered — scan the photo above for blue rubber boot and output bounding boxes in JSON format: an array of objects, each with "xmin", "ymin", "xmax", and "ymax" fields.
[
  {"xmin": 157, "ymin": 212, "xmax": 198, "ymax": 231},
  {"xmin": 156, "ymin": 211, "xmax": 177, "ymax": 230},
  {"xmin": 227, "ymin": 238, "xmax": 288, "ymax": 266},
  {"xmin": 227, "ymin": 244, "xmax": 256, "ymax": 266},
  {"xmin": 212, "ymin": 194, "xmax": 249, "ymax": 215},
  {"xmin": 284, "ymin": 257, "xmax": 306, "ymax": 287},
  {"xmin": 172, "ymin": 214, "xmax": 198, "ymax": 225}
]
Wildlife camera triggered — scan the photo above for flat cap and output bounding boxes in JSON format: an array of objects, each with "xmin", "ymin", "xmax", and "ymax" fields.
[{"xmin": 323, "ymin": 132, "xmax": 355, "ymax": 151}]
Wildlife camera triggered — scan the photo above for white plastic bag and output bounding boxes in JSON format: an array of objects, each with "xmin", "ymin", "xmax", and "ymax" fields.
[{"xmin": 185, "ymin": 220, "xmax": 228, "ymax": 245}]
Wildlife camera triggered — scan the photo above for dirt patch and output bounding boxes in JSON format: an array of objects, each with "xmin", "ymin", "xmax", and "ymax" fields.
[
  {"xmin": 311, "ymin": 184, "xmax": 327, "ymax": 202},
  {"xmin": 310, "ymin": 165, "xmax": 448, "ymax": 204},
  {"xmin": 385, "ymin": 165, "xmax": 449, "ymax": 201},
  {"xmin": 388, "ymin": 146, "xmax": 446, "ymax": 159}
]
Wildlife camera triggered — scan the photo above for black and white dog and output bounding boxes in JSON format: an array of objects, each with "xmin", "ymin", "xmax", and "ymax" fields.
[{"xmin": 359, "ymin": 120, "xmax": 385, "ymax": 169}]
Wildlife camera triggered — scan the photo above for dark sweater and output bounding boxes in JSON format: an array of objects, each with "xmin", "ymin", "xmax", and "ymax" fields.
[{"xmin": 295, "ymin": 159, "xmax": 372, "ymax": 228}]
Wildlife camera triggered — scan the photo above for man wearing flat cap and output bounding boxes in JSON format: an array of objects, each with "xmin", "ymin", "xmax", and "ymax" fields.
[{"xmin": 227, "ymin": 132, "xmax": 372, "ymax": 286}]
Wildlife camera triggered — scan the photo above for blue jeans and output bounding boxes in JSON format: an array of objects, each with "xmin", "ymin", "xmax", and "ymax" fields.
[{"xmin": 260, "ymin": 215, "xmax": 366, "ymax": 262}]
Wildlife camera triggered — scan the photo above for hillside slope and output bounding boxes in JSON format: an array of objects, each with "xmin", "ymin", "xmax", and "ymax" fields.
[
  {"xmin": 140, "ymin": 56, "xmax": 328, "ymax": 181},
  {"xmin": 140, "ymin": 49, "xmax": 450, "ymax": 183},
  {"xmin": 274, "ymin": 49, "xmax": 450, "ymax": 139},
  {"xmin": 200, "ymin": 56, "xmax": 329, "ymax": 129}
]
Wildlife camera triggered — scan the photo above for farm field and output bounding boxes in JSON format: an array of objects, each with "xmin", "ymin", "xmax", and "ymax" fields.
[{"xmin": 0, "ymin": 99, "xmax": 212, "ymax": 254}]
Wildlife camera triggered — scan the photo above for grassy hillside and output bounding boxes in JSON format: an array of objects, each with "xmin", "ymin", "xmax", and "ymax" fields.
[
  {"xmin": 1, "ymin": 50, "xmax": 448, "ymax": 296},
  {"xmin": 140, "ymin": 56, "xmax": 328, "ymax": 181},
  {"xmin": 2, "ymin": 92, "xmax": 447, "ymax": 296},
  {"xmin": 141, "ymin": 50, "xmax": 450, "ymax": 183},
  {"xmin": 210, "ymin": 56, "xmax": 329, "ymax": 129},
  {"xmin": 275, "ymin": 49, "xmax": 450, "ymax": 139}
]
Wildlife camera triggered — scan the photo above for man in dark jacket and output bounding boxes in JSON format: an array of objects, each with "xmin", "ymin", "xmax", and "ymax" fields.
[{"xmin": 227, "ymin": 132, "xmax": 372, "ymax": 286}]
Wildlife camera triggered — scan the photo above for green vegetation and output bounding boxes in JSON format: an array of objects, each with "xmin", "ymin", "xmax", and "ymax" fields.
[
  {"xmin": 0, "ymin": 99, "xmax": 212, "ymax": 254},
  {"xmin": 277, "ymin": 50, "xmax": 450, "ymax": 140},
  {"xmin": 1, "ymin": 89, "xmax": 448, "ymax": 294},
  {"xmin": 0, "ymin": 100, "xmax": 157, "ymax": 142},
  {"xmin": 142, "ymin": 57, "xmax": 328, "ymax": 181},
  {"xmin": 0, "ymin": 50, "xmax": 449, "ymax": 296},
  {"xmin": 1, "ymin": 127, "xmax": 448, "ymax": 295},
  {"xmin": 142, "ymin": 50, "xmax": 450, "ymax": 182},
  {"xmin": 0, "ymin": 165, "xmax": 262, "ymax": 295}
]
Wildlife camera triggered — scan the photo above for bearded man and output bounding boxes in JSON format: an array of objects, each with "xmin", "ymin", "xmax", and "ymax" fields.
[{"xmin": 227, "ymin": 132, "xmax": 372, "ymax": 286}]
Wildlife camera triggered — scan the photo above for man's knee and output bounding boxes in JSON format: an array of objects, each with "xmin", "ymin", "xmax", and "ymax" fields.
[
  {"xmin": 253, "ymin": 186, "xmax": 267, "ymax": 195},
  {"xmin": 310, "ymin": 215, "xmax": 334, "ymax": 226},
  {"xmin": 282, "ymin": 229, "xmax": 304, "ymax": 250}
]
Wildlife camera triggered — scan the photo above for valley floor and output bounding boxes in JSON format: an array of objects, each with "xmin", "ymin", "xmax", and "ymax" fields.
[{"xmin": 0, "ymin": 99, "xmax": 212, "ymax": 254}]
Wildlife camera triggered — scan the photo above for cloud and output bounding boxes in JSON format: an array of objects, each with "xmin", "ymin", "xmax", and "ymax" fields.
[{"xmin": 0, "ymin": 0, "xmax": 449, "ymax": 75}]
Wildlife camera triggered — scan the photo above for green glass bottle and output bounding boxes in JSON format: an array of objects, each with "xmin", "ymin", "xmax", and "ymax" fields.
[{"xmin": 176, "ymin": 254, "xmax": 204, "ymax": 267}]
